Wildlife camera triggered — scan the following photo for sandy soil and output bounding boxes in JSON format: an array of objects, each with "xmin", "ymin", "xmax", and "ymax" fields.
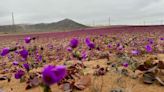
[{"xmin": 0, "ymin": 54, "xmax": 163, "ymax": 92}]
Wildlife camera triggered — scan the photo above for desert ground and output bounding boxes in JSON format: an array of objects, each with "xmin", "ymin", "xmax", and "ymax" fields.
[{"xmin": 0, "ymin": 26, "xmax": 164, "ymax": 92}]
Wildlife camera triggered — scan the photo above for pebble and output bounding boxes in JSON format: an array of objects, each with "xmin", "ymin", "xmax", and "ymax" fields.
[{"xmin": 110, "ymin": 88, "xmax": 124, "ymax": 92}]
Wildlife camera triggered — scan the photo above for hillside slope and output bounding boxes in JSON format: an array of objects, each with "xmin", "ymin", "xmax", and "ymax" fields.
[{"xmin": 0, "ymin": 19, "xmax": 89, "ymax": 33}]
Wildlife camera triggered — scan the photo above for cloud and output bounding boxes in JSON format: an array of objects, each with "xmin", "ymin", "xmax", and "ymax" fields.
[{"xmin": 0, "ymin": 0, "xmax": 163, "ymax": 25}]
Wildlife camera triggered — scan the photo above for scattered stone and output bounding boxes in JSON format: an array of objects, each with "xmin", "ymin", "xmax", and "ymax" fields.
[
  {"xmin": 107, "ymin": 62, "xmax": 112, "ymax": 65},
  {"xmin": 0, "ymin": 76, "xmax": 9, "ymax": 82},
  {"xmin": 143, "ymin": 72, "xmax": 156, "ymax": 84},
  {"xmin": 121, "ymin": 69, "xmax": 129, "ymax": 76},
  {"xmin": 61, "ymin": 83, "xmax": 72, "ymax": 92},
  {"xmin": 74, "ymin": 75, "xmax": 91, "ymax": 90},
  {"xmin": 110, "ymin": 88, "xmax": 124, "ymax": 92},
  {"xmin": 155, "ymin": 77, "xmax": 164, "ymax": 86},
  {"xmin": 0, "ymin": 76, "xmax": 7, "ymax": 81}
]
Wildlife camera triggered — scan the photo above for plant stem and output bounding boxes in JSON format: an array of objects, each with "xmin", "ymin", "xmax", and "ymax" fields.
[{"xmin": 43, "ymin": 85, "xmax": 52, "ymax": 92}]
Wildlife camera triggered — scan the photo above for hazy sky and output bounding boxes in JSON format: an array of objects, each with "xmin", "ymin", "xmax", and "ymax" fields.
[{"xmin": 0, "ymin": 0, "xmax": 164, "ymax": 25}]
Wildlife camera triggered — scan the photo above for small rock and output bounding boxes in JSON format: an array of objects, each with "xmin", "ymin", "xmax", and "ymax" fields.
[
  {"xmin": 60, "ymin": 83, "xmax": 72, "ymax": 92},
  {"xmin": 155, "ymin": 77, "xmax": 164, "ymax": 86},
  {"xmin": 143, "ymin": 72, "xmax": 156, "ymax": 84},
  {"xmin": 74, "ymin": 75, "xmax": 91, "ymax": 90},
  {"xmin": 110, "ymin": 88, "xmax": 124, "ymax": 92},
  {"xmin": 121, "ymin": 69, "xmax": 129, "ymax": 76},
  {"xmin": 107, "ymin": 62, "xmax": 112, "ymax": 65},
  {"xmin": 0, "ymin": 76, "xmax": 8, "ymax": 81}
]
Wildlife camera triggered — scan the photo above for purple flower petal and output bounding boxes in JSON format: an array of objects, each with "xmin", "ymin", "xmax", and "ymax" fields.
[
  {"xmin": 108, "ymin": 44, "xmax": 111, "ymax": 48},
  {"xmin": 15, "ymin": 69, "xmax": 25, "ymax": 79},
  {"xmin": 69, "ymin": 38, "xmax": 78, "ymax": 48},
  {"xmin": 19, "ymin": 49, "xmax": 28, "ymax": 59},
  {"xmin": 47, "ymin": 44, "xmax": 53, "ymax": 50},
  {"xmin": 145, "ymin": 45, "xmax": 152, "ymax": 52},
  {"xmin": 122, "ymin": 62, "xmax": 129, "ymax": 67},
  {"xmin": 116, "ymin": 43, "xmax": 120, "ymax": 47},
  {"xmin": 1, "ymin": 47, "xmax": 10, "ymax": 56},
  {"xmin": 53, "ymin": 65, "xmax": 67, "ymax": 82},
  {"xmin": 67, "ymin": 47, "xmax": 72, "ymax": 52},
  {"xmin": 13, "ymin": 61, "xmax": 19, "ymax": 66},
  {"xmin": 23, "ymin": 63, "xmax": 30, "ymax": 71},
  {"xmin": 148, "ymin": 39, "xmax": 154, "ymax": 44},
  {"xmin": 85, "ymin": 38, "xmax": 95, "ymax": 49},
  {"xmin": 82, "ymin": 52, "xmax": 87, "ymax": 60},
  {"xmin": 85, "ymin": 38, "xmax": 90, "ymax": 44},
  {"xmin": 160, "ymin": 38, "xmax": 164, "ymax": 40},
  {"xmin": 37, "ymin": 55, "xmax": 42, "ymax": 62},
  {"xmin": 24, "ymin": 37, "xmax": 31, "ymax": 43},
  {"xmin": 131, "ymin": 50, "xmax": 139, "ymax": 55},
  {"xmin": 87, "ymin": 42, "xmax": 95, "ymax": 49},
  {"xmin": 42, "ymin": 65, "xmax": 67, "ymax": 86}
]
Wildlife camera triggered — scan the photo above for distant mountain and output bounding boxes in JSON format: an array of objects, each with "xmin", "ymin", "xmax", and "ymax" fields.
[{"xmin": 0, "ymin": 19, "xmax": 89, "ymax": 33}]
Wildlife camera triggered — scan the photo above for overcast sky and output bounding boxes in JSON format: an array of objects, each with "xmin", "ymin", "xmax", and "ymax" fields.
[{"xmin": 0, "ymin": 0, "xmax": 164, "ymax": 25}]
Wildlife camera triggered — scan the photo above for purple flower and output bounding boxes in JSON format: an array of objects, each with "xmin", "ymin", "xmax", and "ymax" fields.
[
  {"xmin": 21, "ymin": 58, "xmax": 26, "ymax": 62},
  {"xmin": 15, "ymin": 50, "xmax": 19, "ymax": 54},
  {"xmin": 116, "ymin": 43, "xmax": 120, "ymax": 47},
  {"xmin": 118, "ymin": 45, "xmax": 123, "ymax": 50},
  {"xmin": 160, "ymin": 38, "xmax": 164, "ymax": 40},
  {"xmin": 3, "ymin": 68, "xmax": 9, "ymax": 72},
  {"xmin": 82, "ymin": 52, "xmax": 87, "ymax": 60},
  {"xmin": 122, "ymin": 62, "xmax": 129, "ymax": 67},
  {"xmin": 85, "ymin": 38, "xmax": 95, "ymax": 49},
  {"xmin": 148, "ymin": 39, "xmax": 153, "ymax": 44},
  {"xmin": 13, "ymin": 61, "xmax": 19, "ymax": 66},
  {"xmin": 8, "ymin": 55, "xmax": 12, "ymax": 60},
  {"xmin": 131, "ymin": 50, "xmax": 139, "ymax": 55},
  {"xmin": 47, "ymin": 44, "xmax": 53, "ymax": 50},
  {"xmin": 67, "ymin": 47, "xmax": 72, "ymax": 52},
  {"xmin": 69, "ymin": 38, "xmax": 78, "ymax": 48},
  {"xmin": 87, "ymin": 42, "xmax": 95, "ymax": 49},
  {"xmin": 16, "ymin": 42, "xmax": 19, "ymax": 45},
  {"xmin": 15, "ymin": 69, "xmax": 25, "ymax": 79},
  {"xmin": 42, "ymin": 65, "xmax": 67, "ymax": 85},
  {"xmin": 19, "ymin": 49, "xmax": 28, "ymax": 59},
  {"xmin": 23, "ymin": 63, "xmax": 30, "ymax": 71},
  {"xmin": 85, "ymin": 38, "xmax": 90, "ymax": 44},
  {"xmin": 24, "ymin": 37, "xmax": 31, "ymax": 43},
  {"xmin": 1, "ymin": 47, "xmax": 10, "ymax": 56},
  {"xmin": 108, "ymin": 44, "xmax": 111, "ymax": 48},
  {"xmin": 37, "ymin": 55, "xmax": 42, "ymax": 62},
  {"xmin": 145, "ymin": 45, "xmax": 152, "ymax": 52}
]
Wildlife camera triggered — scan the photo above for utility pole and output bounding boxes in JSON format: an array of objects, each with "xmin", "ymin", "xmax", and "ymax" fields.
[
  {"xmin": 143, "ymin": 21, "xmax": 146, "ymax": 25},
  {"xmin": 92, "ymin": 20, "xmax": 95, "ymax": 26},
  {"xmin": 108, "ymin": 16, "xmax": 111, "ymax": 26},
  {"xmin": 11, "ymin": 12, "xmax": 16, "ymax": 32},
  {"xmin": 161, "ymin": 20, "xmax": 163, "ymax": 25}
]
